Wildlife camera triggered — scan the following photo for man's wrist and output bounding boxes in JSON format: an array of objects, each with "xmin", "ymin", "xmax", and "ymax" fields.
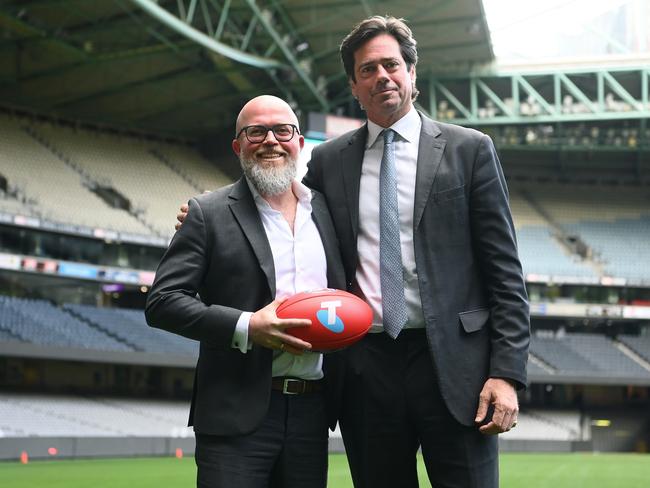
[{"xmin": 232, "ymin": 312, "xmax": 253, "ymax": 352}]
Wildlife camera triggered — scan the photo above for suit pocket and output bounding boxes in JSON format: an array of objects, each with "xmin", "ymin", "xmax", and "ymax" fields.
[
  {"xmin": 458, "ymin": 308, "xmax": 489, "ymax": 333},
  {"xmin": 433, "ymin": 184, "xmax": 466, "ymax": 204}
]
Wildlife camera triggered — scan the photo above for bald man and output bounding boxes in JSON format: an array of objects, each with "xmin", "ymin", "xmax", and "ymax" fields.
[{"xmin": 146, "ymin": 96, "xmax": 345, "ymax": 488}]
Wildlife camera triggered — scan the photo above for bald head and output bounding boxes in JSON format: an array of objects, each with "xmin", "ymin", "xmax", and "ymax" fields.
[
  {"xmin": 235, "ymin": 95, "xmax": 299, "ymax": 134},
  {"xmin": 232, "ymin": 95, "xmax": 304, "ymax": 197}
]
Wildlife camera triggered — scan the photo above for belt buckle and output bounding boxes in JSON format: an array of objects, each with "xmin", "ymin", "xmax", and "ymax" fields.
[{"xmin": 282, "ymin": 378, "xmax": 303, "ymax": 395}]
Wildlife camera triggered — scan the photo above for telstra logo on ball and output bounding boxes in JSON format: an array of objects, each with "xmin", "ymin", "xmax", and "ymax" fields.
[{"xmin": 316, "ymin": 300, "xmax": 344, "ymax": 333}]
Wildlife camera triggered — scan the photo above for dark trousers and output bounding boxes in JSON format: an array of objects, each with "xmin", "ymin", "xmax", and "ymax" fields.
[
  {"xmin": 195, "ymin": 389, "xmax": 328, "ymax": 488},
  {"xmin": 339, "ymin": 330, "xmax": 498, "ymax": 488}
]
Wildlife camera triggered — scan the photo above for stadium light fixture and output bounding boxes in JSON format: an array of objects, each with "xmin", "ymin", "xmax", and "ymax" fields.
[{"xmin": 592, "ymin": 419, "xmax": 612, "ymax": 427}]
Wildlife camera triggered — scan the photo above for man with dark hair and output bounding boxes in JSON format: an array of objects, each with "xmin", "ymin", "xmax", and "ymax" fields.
[
  {"xmin": 148, "ymin": 95, "xmax": 345, "ymax": 488},
  {"xmin": 304, "ymin": 15, "xmax": 530, "ymax": 488}
]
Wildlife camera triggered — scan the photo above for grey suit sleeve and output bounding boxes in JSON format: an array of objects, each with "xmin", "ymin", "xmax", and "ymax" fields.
[
  {"xmin": 145, "ymin": 197, "xmax": 243, "ymax": 349},
  {"xmin": 302, "ymin": 150, "xmax": 322, "ymax": 192},
  {"xmin": 470, "ymin": 135, "xmax": 530, "ymax": 388}
]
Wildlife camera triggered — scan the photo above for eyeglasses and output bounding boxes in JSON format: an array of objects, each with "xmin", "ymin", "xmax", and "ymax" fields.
[{"xmin": 236, "ymin": 124, "xmax": 299, "ymax": 143}]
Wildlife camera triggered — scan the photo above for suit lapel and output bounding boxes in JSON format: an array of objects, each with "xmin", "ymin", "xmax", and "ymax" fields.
[
  {"xmin": 228, "ymin": 178, "xmax": 276, "ymax": 297},
  {"xmin": 310, "ymin": 192, "xmax": 340, "ymax": 288},
  {"xmin": 414, "ymin": 114, "xmax": 446, "ymax": 230},
  {"xmin": 340, "ymin": 125, "xmax": 368, "ymax": 242}
]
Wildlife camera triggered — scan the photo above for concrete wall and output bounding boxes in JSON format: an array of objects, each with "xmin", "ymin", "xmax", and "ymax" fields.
[
  {"xmin": 0, "ymin": 437, "xmax": 195, "ymax": 461},
  {"xmin": 0, "ymin": 436, "xmax": 601, "ymax": 462},
  {"xmin": 499, "ymin": 439, "xmax": 592, "ymax": 452}
]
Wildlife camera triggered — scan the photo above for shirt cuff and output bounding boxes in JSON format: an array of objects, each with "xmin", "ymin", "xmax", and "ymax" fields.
[{"xmin": 232, "ymin": 311, "xmax": 253, "ymax": 353}]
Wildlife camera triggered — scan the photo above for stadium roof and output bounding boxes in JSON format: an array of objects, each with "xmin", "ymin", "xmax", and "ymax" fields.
[{"xmin": 0, "ymin": 0, "xmax": 493, "ymax": 139}]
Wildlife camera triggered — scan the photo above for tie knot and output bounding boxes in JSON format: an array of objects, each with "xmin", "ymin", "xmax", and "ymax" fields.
[{"xmin": 383, "ymin": 129, "xmax": 395, "ymax": 145}]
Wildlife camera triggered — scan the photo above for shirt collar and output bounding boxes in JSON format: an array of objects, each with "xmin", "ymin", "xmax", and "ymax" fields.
[
  {"xmin": 245, "ymin": 176, "xmax": 312, "ymax": 211},
  {"xmin": 366, "ymin": 106, "xmax": 421, "ymax": 148}
]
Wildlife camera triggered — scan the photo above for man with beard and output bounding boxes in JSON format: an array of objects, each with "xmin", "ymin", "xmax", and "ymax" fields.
[{"xmin": 145, "ymin": 95, "xmax": 345, "ymax": 488}]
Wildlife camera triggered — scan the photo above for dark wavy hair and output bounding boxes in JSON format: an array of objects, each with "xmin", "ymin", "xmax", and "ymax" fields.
[{"xmin": 340, "ymin": 15, "xmax": 419, "ymax": 99}]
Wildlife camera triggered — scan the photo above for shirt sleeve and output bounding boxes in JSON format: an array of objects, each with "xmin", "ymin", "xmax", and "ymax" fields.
[{"xmin": 232, "ymin": 311, "xmax": 253, "ymax": 353}]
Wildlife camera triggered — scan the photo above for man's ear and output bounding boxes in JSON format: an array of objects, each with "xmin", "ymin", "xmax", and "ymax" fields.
[{"xmin": 232, "ymin": 138, "xmax": 241, "ymax": 156}]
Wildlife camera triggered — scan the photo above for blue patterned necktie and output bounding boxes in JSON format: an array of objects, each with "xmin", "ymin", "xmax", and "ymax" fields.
[{"xmin": 379, "ymin": 129, "xmax": 408, "ymax": 338}]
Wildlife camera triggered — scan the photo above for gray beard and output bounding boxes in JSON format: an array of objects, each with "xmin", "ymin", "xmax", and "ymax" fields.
[{"xmin": 240, "ymin": 155, "xmax": 297, "ymax": 196}]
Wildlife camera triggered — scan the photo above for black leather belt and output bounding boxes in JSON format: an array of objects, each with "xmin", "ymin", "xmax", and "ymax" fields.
[{"xmin": 271, "ymin": 377, "xmax": 323, "ymax": 395}]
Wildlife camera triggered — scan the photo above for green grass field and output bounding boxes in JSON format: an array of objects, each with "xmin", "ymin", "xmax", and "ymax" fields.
[{"xmin": 2, "ymin": 453, "xmax": 650, "ymax": 487}]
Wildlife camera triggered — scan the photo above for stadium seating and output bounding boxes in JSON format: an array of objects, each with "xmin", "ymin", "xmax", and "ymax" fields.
[
  {"xmin": 0, "ymin": 295, "xmax": 198, "ymax": 356},
  {"xmin": 617, "ymin": 334, "xmax": 650, "ymax": 364},
  {"xmin": 0, "ymin": 391, "xmax": 590, "ymax": 444},
  {"xmin": 0, "ymin": 295, "xmax": 131, "ymax": 351},
  {"xmin": 509, "ymin": 187, "xmax": 599, "ymax": 279},
  {"xmin": 531, "ymin": 334, "xmax": 598, "ymax": 374},
  {"xmin": 4, "ymin": 293, "xmax": 647, "ymax": 381},
  {"xmin": 3, "ymin": 114, "xmax": 648, "ymax": 284},
  {"xmin": 565, "ymin": 218, "xmax": 650, "ymax": 282},
  {"xmin": 0, "ymin": 115, "xmax": 232, "ymax": 239},
  {"xmin": 0, "ymin": 392, "xmax": 192, "ymax": 438},
  {"xmin": 508, "ymin": 182, "xmax": 650, "ymax": 283},
  {"xmin": 530, "ymin": 331, "xmax": 650, "ymax": 379},
  {"xmin": 0, "ymin": 115, "xmax": 150, "ymax": 236},
  {"xmin": 500, "ymin": 409, "xmax": 583, "ymax": 441},
  {"xmin": 64, "ymin": 303, "xmax": 198, "ymax": 356},
  {"xmin": 35, "ymin": 122, "xmax": 227, "ymax": 238},
  {"xmin": 516, "ymin": 226, "xmax": 597, "ymax": 278},
  {"xmin": 0, "ymin": 327, "xmax": 21, "ymax": 342},
  {"xmin": 537, "ymin": 184, "xmax": 649, "ymax": 224},
  {"xmin": 153, "ymin": 143, "xmax": 231, "ymax": 194}
]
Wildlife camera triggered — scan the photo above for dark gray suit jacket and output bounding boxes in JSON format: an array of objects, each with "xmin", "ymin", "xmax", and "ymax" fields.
[
  {"xmin": 145, "ymin": 177, "xmax": 346, "ymax": 435},
  {"xmin": 303, "ymin": 112, "xmax": 530, "ymax": 426}
]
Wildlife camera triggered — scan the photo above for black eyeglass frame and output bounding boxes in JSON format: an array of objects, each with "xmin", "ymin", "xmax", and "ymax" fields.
[{"xmin": 236, "ymin": 124, "xmax": 300, "ymax": 143}]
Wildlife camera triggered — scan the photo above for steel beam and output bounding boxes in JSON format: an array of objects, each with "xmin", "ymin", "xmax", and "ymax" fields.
[
  {"xmin": 429, "ymin": 67, "xmax": 650, "ymax": 125},
  {"xmin": 131, "ymin": 0, "xmax": 285, "ymax": 69},
  {"xmin": 242, "ymin": 0, "xmax": 329, "ymax": 111},
  {"xmin": 601, "ymin": 71, "xmax": 642, "ymax": 111},
  {"xmin": 435, "ymin": 81, "xmax": 471, "ymax": 120},
  {"xmin": 557, "ymin": 73, "xmax": 597, "ymax": 113},
  {"xmin": 516, "ymin": 75, "xmax": 556, "ymax": 115},
  {"xmin": 213, "ymin": 0, "xmax": 231, "ymax": 39},
  {"xmin": 475, "ymin": 79, "xmax": 513, "ymax": 116}
]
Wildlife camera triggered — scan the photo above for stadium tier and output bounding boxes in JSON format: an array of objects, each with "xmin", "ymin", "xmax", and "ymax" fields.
[
  {"xmin": 0, "ymin": 295, "xmax": 131, "ymax": 352},
  {"xmin": 0, "ymin": 390, "xmax": 588, "ymax": 444},
  {"xmin": 531, "ymin": 331, "xmax": 650, "ymax": 379},
  {"xmin": 1, "ymin": 115, "xmax": 649, "ymax": 283},
  {"xmin": 64, "ymin": 304, "xmax": 198, "ymax": 356},
  {"xmin": 515, "ymin": 226, "xmax": 597, "ymax": 278},
  {"xmin": 500, "ymin": 409, "xmax": 584, "ymax": 441},
  {"xmin": 618, "ymin": 335, "xmax": 650, "ymax": 363},
  {"xmin": 0, "ymin": 296, "xmax": 197, "ymax": 356},
  {"xmin": 0, "ymin": 115, "xmax": 151, "ymax": 236},
  {"xmin": 1, "ymin": 294, "xmax": 648, "ymax": 382},
  {"xmin": 566, "ymin": 218, "xmax": 650, "ymax": 281},
  {"xmin": 0, "ymin": 115, "xmax": 232, "ymax": 240},
  {"xmin": 0, "ymin": 393, "xmax": 192, "ymax": 438},
  {"xmin": 509, "ymin": 183, "xmax": 650, "ymax": 284}
]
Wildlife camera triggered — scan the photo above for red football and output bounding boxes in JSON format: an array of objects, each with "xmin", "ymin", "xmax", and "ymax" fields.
[{"xmin": 276, "ymin": 289, "xmax": 373, "ymax": 351}]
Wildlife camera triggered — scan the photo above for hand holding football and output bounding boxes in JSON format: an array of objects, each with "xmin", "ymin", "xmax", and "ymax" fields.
[{"xmin": 276, "ymin": 289, "xmax": 373, "ymax": 351}]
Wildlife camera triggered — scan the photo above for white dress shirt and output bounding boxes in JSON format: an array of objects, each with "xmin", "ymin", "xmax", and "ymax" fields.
[
  {"xmin": 357, "ymin": 107, "xmax": 426, "ymax": 332},
  {"xmin": 232, "ymin": 178, "xmax": 328, "ymax": 380}
]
